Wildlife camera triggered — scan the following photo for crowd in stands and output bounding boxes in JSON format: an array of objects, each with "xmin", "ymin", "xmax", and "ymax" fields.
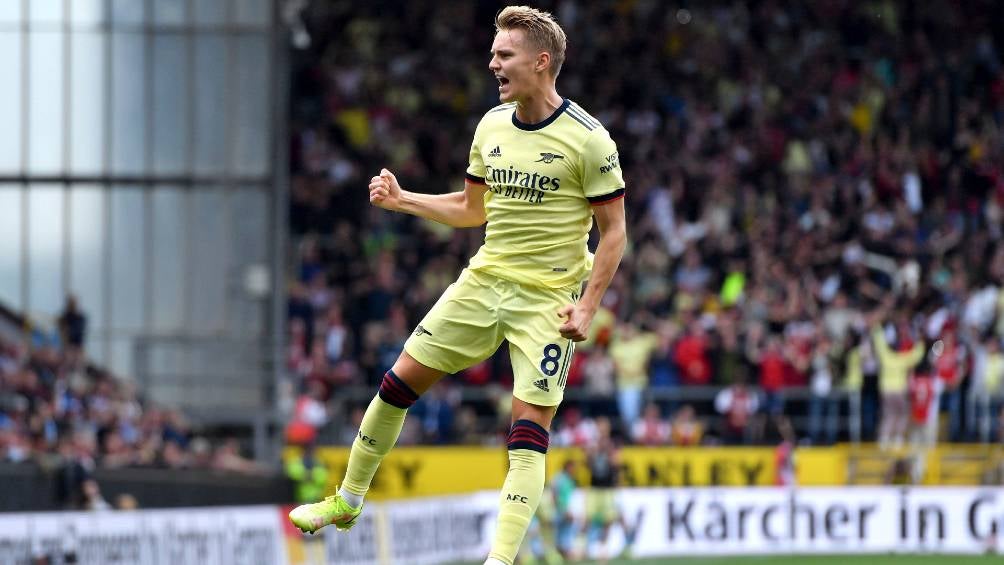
[
  {"xmin": 286, "ymin": 1, "xmax": 1004, "ymax": 448},
  {"xmin": 0, "ymin": 296, "xmax": 262, "ymax": 509}
]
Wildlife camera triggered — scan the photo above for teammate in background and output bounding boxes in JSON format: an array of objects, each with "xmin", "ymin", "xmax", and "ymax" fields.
[
  {"xmin": 551, "ymin": 460, "xmax": 579, "ymax": 560},
  {"xmin": 288, "ymin": 6, "xmax": 627, "ymax": 565},
  {"xmin": 521, "ymin": 459, "xmax": 580, "ymax": 564},
  {"xmin": 582, "ymin": 417, "xmax": 638, "ymax": 562},
  {"xmin": 520, "ymin": 469, "xmax": 563, "ymax": 565},
  {"xmin": 285, "ymin": 443, "xmax": 329, "ymax": 505}
]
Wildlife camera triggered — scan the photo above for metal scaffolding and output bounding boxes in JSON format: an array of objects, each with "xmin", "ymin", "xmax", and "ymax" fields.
[{"xmin": 0, "ymin": 0, "xmax": 289, "ymax": 462}]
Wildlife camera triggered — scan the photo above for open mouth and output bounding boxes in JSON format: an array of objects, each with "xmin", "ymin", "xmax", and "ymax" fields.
[{"xmin": 497, "ymin": 76, "xmax": 510, "ymax": 88}]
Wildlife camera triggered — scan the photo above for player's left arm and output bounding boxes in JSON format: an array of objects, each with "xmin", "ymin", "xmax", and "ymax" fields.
[
  {"xmin": 558, "ymin": 126, "xmax": 627, "ymax": 341},
  {"xmin": 558, "ymin": 197, "xmax": 626, "ymax": 341},
  {"xmin": 558, "ymin": 128, "xmax": 627, "ymax": 341}
]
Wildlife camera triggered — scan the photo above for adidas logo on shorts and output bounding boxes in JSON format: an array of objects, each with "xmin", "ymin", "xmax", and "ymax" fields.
[
  {"xmin": 533, "ymin": 378, "xmax": 549, "ymax": 392},
  {"xmin": 488, "ymin": 146, "xmax": 502, "ymax": 158}
]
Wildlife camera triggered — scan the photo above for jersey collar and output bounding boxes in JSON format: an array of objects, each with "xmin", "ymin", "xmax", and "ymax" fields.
[{"xmin": 511, "ymin": 98, "xmax": 570, "ymax": 131}]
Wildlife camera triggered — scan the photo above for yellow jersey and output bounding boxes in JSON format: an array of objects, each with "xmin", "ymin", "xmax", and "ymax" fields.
[
  {"xmin": 465, "ymin": 98, "xmax": 625, "ymax": 289},
  {"xmin": 609, "ymin": 331, "xmax": 659, "ymax": 388}
]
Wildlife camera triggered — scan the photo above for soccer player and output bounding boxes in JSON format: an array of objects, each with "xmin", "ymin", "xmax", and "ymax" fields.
[
  {"xmin": 288, "ymin": 6, "xmax": 626, "ymax": 565},
  {"xmin": 551, "ymin": 459, "xmax": 581, "ymax": 560},
  {"xmin": 582, "ymin": 417, "xmax": 638, "ymax": 561}
]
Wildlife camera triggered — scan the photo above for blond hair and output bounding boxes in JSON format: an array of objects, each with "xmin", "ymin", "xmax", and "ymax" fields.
[{"xmin": 495, "ymin": 5, "xmax": 567, "ymax": 77}]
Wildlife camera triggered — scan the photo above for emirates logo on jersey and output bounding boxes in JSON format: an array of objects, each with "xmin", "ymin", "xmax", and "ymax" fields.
[{"xmin": 484, "ymin": 164, "xmax": 561, "ymax": 191}]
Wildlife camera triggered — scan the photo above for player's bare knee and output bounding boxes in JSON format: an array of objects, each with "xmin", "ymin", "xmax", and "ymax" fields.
[
  {"xmin": 389, "ymin": 352, "xmax": 447, "ymax": 396},
  {"xmin": 511, "ymin": 397, "xmax": 558, "ymax": 430}
]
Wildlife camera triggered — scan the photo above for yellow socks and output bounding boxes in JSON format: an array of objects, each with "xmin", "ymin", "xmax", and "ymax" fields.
[
  {"xmin": 340, "ymin": 375, "xmax": 551, "ymax": 565},
  {"xmin": 340, "ymin": 371, "xmax": 418, "ymax": 501},
  {"xmin": 487, "ymin": 419, "xmax": 549, "ymax": 565}
]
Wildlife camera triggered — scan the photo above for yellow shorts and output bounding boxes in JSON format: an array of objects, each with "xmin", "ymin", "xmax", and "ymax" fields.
[
  {"xmin": 585, "ymin": 488, "xmax": 619, "ymax": 524},
  {"xmin": 403, "ymin": 268, "xmax": 579, "ymax": 407}
]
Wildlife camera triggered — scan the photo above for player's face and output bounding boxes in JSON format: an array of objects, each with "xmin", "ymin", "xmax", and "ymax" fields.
[{"xmin": 489, "ymin": 28, "xmax": 539, "ymax": 103}]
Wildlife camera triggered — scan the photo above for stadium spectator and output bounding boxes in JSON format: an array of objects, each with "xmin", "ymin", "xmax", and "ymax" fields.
[
  {"xmin": 323, "ymin": 304, "xmax": 352, "ymax": 365},
  {"xmin": 933, "ymin": 327, "xmax": 967, "ymax": 441},
  {"xmin": 647, "ymin": 321, "xmax": 681, "ymax": 395},
  {"xmin": 609, "ymin": 320, "xmax": 658, "ymax": 428},
  {"xmin": 80, "ymin": 478, "xmax": 111, "ymax": 511},
  {"xmin": 672, "ymin": 318, "xmax": 712, "ymax": 386},
  {"xmin": 669, "ymin": 404, "xmax": 703, "ymax": 446},
  {"xmin": 873, "ymin": 314, "xmax": 926, "ymax": 450},
  {"xmin": 630, "ymin": 402, "xmax": 670, "ymax": 446},
  {"xmin": 54, "ymin": 432, "xmax": 96, "ymax": 509},
  {"xmin": 750, "ymin": 334, "xmax": 792, "ymax": 443},
  {"xmin": 115, "ymin": 493, "xmax": 139, "ymax": 510},
  {"xmin": 286, "ymin": 0, "xmax": 1004, "ymax": 448},
  {"xmin": 553, "ymin": 406, "xmax": 598, "ymax": 449},
  {"xmin": 714, "ymin": 376, "xmax": 759, "ymax": 445},
  {"xmin": 711, "ymin": 314, "xmax": 747, "ymax": 386},
  {"xmin": 285, "ymin": 379, "xmax": 330, "ymax": 446},
  {"xmin": 410, "ymin": 382, "xmax": 460, "ymax": 445},
  {"xmin": 807, "ymin": 335, "xmax": 842, "ymax": 445},
  {"xmin": 211, "ymin": 438, "xmax": 262, "ymax": 474},
  {"xmin": 190, "ymin": 437, "xmax": 214, "ymax": 469},
  {"xmin": 285, "ymin": 443, "xmax": 330, "ymax": 504},
  {"xmin": 580, "ymin": 344, "xmax": 616, "ymax": 418},
  {"xmin": 845, "ymin": 329, "xmax": 881, "ymax": 442},
  {"xmin": 0, "ymin": 308, "xmax": 265, "ymax": 478},
  {"xmin": 56, "ymin": 295, "xmax": 86, "ymax": 366},
  {"xmin": 970, "ymin": 334, "xmax": 1004, "ymax": 441},
  {"xmin": 886, "ymin": 458, "xmax": 914, "ymax": 486},
  {"xmin": 774, "ymin": 437, "xmax": 796, "ymax": 487},
  {"xmin": 908, "ymin": 359, "xmax": 937, "ymax": 448}
]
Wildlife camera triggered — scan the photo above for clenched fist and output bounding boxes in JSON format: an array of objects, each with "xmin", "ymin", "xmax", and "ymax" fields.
[
  {"xmin": 368, "ymin": 168, "xmax": 402, "ymax": 210},
  {"xmin": 557, "ymin": 303, "xmax": 592, "ymax": 342}
]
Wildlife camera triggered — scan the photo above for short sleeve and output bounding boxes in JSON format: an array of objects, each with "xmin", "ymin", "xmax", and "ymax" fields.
[
  {"xmin": 580, "ymin": 129, "xmax": 625, "ymax": 204},
  {"xmin": 465, "ymin": 118, "xmax": 487, "ymax": 184}
]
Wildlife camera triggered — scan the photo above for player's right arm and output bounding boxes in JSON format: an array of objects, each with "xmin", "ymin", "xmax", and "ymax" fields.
[{"xmin": 368, "ymin": 168, "xmax": 488, "ymax": 228}]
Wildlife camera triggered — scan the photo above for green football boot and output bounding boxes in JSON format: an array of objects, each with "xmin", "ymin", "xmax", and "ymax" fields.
[{"xmin": 288, "ymin": 488, "xmax": 363, "ymax": 534}]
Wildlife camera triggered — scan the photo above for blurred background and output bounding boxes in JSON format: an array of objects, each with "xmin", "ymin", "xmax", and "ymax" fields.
[{"xmin": 1, "ymin": 0, "xmax": 1004, "ymax": 564}]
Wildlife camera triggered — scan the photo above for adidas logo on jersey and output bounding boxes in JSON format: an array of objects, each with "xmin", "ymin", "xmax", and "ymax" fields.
[
  {"xmin": 533, "ymin": 378, "xmax": 549, "ymax": 392},
  {"xmin": 488, "ymin": 146, "xmax": 502, "ymax": 158}
]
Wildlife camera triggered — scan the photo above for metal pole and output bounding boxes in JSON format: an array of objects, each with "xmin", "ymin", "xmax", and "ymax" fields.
[
  {"xmin": 980, "ymin": 395, "xmax": 990, "ymax": 444},
  {"xmin": 849, "ymin": 389, "xmax": 861, "ymax": 445},
  {"xmin": 101, "ymin": 0, "xmax": 113, "ymax": 365},
  {"xmin": 220, "ymin": 0, "xmax": 236, "ymax": 335},
  {"xmin": 142, "ymin": 0, "xmax": 154, "ymax": 335},
  {"xmin": 267, "ymin": 0, "xmax": 290, "ymax": 464},
  {"xmin": 19, "ymin": 0, "xmax": 30, "ymax": 317},
  {"xmin": 62, "ymin": 0, "xmax": 72, "ymax": 304}
]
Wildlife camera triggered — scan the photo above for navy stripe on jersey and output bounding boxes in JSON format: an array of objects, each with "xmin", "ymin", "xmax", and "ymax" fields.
[
  {"xmin": 466, "ymin": 172, "xmax": 486, "ymax": 184},
  {"xmin": 564, "ymin": 108, "xmax": 596, "ymax": 131},
  {"xmin": 587, "ymin": 188, "xmax": 625, "ymax": 205},
  {"xmin": 512, "ymin": 98, "xmax": 570, "ymax": 131},
  {"xmin": 507, "ymin": 419, "xmax": 550, "ymax": 453},
  {"xmin": 557, "ymin": 339, "xmax": 573, "ymax": 389},
  {"xmin": 567, "ymin": 104, "xmax": 601, "ymax": 128}
]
